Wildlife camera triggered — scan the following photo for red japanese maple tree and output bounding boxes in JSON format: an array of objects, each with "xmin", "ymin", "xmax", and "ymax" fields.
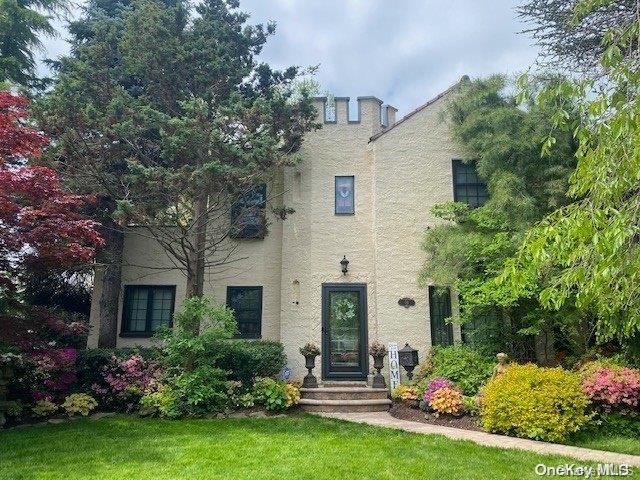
[{"xmin": 0, "ymin": 91, "xmax": 104, "ymax": 277}]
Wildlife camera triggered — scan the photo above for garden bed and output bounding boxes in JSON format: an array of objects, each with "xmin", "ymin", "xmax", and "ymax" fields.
[{"xmin": 389, "ymin": 403, "xmax": 483, "ymax": 432}]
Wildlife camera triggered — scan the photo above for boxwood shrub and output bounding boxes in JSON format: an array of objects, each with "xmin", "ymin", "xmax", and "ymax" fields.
[{"xmin": 210, "ymin": 340, "xmax": 286, "ymax": 388}]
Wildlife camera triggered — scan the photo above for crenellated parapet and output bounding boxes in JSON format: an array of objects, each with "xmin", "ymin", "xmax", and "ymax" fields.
[{"xmin": 313, "ymin": 96, "xmax": 396, "ymax": 130}]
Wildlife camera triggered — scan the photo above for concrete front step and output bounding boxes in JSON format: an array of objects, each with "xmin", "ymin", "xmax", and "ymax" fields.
[
  {"xmin": 300, "ymin": 387, "xmax": 389, "ymax": 401},
  {"xmin": 321, "ymin": 381, "xmax": 368, "ymax": 388},
  {"xmin": 299, "ymin": 398, "xmax": 392, "ymax": 413}
]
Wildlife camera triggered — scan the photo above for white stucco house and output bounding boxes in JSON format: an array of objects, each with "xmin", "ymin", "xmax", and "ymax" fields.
[{"xmin": 88, "ymin": 77, "xmax": 488, "ymax": 384}]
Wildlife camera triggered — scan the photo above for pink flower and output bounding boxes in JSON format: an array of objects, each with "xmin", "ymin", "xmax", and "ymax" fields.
[
  {"xmin": 423, "ymin": 378, "xmax": 458, "ymax": 404},
  {"xmin": 582, "ymin": 367, "xmax": 640, "ymax": 409}
]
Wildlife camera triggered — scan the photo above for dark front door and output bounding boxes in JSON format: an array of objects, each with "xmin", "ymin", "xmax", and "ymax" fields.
[{"xmin": 322, "ymin": 284, "xmax": 368, "ymax": 380}]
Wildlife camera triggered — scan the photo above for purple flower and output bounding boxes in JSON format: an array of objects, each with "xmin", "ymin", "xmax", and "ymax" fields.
[{"xmin": 423, "ymin": 378, "xmax": 456, "ymax": 404}]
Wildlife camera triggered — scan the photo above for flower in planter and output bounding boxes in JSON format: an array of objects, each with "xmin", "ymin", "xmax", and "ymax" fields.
[
  {"xmin": 299, "ymin": 343, "xmax": 320, "ymax": 356},
  {"xmin": 369, "ymin": 341, "xmax": 387, "ymax": 357}
]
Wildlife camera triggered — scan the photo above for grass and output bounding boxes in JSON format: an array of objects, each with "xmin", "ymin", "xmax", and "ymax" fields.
[
  {"xmin": 1, "ymin": 415, "xmax": 637, "ymax": 480},
  {"xmin": 569, "ymin": 432, "xmax": 640, "ymax": 456}
]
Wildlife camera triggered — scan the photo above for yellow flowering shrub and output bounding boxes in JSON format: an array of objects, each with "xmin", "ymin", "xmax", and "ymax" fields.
[
  {"xmin": 429, "ymin": 387, "xmax": 464, "ymax": 415},
  {"xmin": 481, "ymin": 364, "xmax": 592, "ymax": 442},
  {"xmin": 62, "ymin": 393, "xmax": 98, "ymax": 417},
  {"xmin": 391, "ymin": 385, "xmax": 419, "ymax": 405},
  {"xmin": 33, "ymin": 400, "xmax": 58, "ymax": 417},
  {"xmin": 285, "ymin": 382, "xmax": 300, "ymax": 408}
]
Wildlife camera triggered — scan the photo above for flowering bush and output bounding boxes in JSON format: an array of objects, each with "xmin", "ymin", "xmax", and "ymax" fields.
[
  {"xmin": 581, "ymin": 365, "xmax": 640, "ymax": 412},
  {"xmin": 253, "ymin": 377, "xmax": 299, "ymax": 412},
  {"xmin": 28, "ymin": 348, "xmax": 78, "ymax": 401},
  {"xmin": 429, "ymin": 387, "xmax": 464, "ymax": 415},
  {"xmin": 481, "ymin": 364, "xmax": 592, "ymax": 442},
  {"xmin": 62, "ymin": 393, "xmax": 97, "ymax": 416},
  {"xmin": 422, "ymin": 378, "xmax": 456, "ymax": 405},
  {"xmin": 91, "ymin": 354, "xmax": 160, "ymax": 411},
  {"xmin": 32, "ymin": 399, "xmax": 57, "ymax": 417},
  {"xmin": 391, "ymin": 385, "xmax": 419, "ymax": 406}
]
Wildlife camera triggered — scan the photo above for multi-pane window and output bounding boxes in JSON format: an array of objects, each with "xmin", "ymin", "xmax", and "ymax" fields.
[
  {"xmin": 429, "ymin": 286, "xmax": 454, "ymax": 347},
  {"xmin": 121, "ymin": 285, "xmax": 175, "ymax": 336},
  {"xmin": 452, "ymin": 160, "xmax": 488, "ymax": 207},
  {"xmin": 231, "ymin": 184, "xmax": 267, "ymax": 239},
  {"xmin": 335, "ymin": 176, "xmax": 355, "ymax": 214},
  {"xmin": 226, "ymin": 286, "xmax": 263, "ymax": 339}
]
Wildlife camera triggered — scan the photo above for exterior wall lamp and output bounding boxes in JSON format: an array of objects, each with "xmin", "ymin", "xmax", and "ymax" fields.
[
  {"xmin": 340, "ymin": 256, "xmax": 349, "ymax": 275},
  {"xmin": 398, "ymin": 343, "xmax": 419, "ymax": 380}
]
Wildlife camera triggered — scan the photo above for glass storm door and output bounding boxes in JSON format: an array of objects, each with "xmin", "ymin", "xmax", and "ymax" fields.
[{"xmin": 321, "ymin": 284, "xmax": 368, "ymax": 380}]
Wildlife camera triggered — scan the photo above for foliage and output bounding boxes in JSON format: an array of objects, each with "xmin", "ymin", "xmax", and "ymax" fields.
[
  {"xmin": 285, "ymin": 383, "xmax": 301, "ymax": 408},
  {"xmin": 32, "ymin": 399, "xmax": 57, "ymax": 417},
  {"xmin": 391, "ymin": 384, "xmax": 419, "ymax": 405},
  {"xmin": 172, "ymin": 297, "xmax": 237, "ymax": 339},
  {"xmin": 213, "ymin": 340, "xmax": 286, "ymax": 388},
  {"xmin": 429, "ymin": 387, "xmax": 464, "ymax": 416},
  {"xmin": 517, "ymin": 0, "xmax": 638, "ymax": 75},
  {"xmin": 581, "ymin": 365, "xmax": 640, "ymax": 412},
  {"xmin": 0, "ymin": 0, "xmax": 68, "ymax": 86},
  {"xmin": 592, "ymin": 411, "xmax": 640, "ymax": 438},
  {"xmin": 481, "ymin": 363, "xmax": 592, "ymax": 442},
  {"xmin": 501, "ymin": 3, "xmax": 640, "ymax": 344},
  {"xmin": 139, "ymin": 384, "xmax": 181, "ymax": 419},
  {"xmin": 419, "ymin": 75, "xmax": 579, "ymax": 361},
  {"xmin": 0, "ymin": 92, "xmax": 103, "ymax": 280},
  {"xmin": 252, "ymin": 377, "xmax": 298, "ymax": 412},
  {"xmin": 422, "ymin": 346, "xmax": 495, "ymax": 395},
  {"xmin": 168, "ymin": 366, "xmax": 232, "ymax": 416},
  {"xmin": 25, "ymin": 347, "xmax": 78, "ymax": 402},
  {"xmin": 299, "ymin": 343, "xmax": 320, "ymax": 356},
  {"xmin": 422, "ymin": 378, "xmax": 456, "ymax": 405},
  {"xmin": 91, "ymin": 354, "xmax": 160, "ymax": 412},
  {"xmin": 462, "ymin": 395, "xmax": 481, "ymax": 416},
  {"xmin": 368, "ymin": 341, "xmax": 387, "ymax": 357},
  {"xmin": 61, "ymin": 393, "xmax": 97, "ymax": 417}
]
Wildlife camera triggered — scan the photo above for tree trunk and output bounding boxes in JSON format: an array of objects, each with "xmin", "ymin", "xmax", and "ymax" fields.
[
  {"xmin": 184, "ymin": 192, "xmax": 207, "ymax": 335},
  {"xmin": 96, "ymin": 221, "xmax": 124, "ymax": 348}
]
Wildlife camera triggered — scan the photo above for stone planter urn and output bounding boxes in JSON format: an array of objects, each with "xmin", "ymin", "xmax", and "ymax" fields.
[
  {"xmin": 299, "ymin": 343, "xmax": 321, "ymax": 388},
  {"xmin": 369, "ymin": 341, "xmax": 387, "ymax": 389}
]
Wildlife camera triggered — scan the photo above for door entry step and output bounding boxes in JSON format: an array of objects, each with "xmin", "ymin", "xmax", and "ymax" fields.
[{"xmin": 299, "ymin": 385, "xmax": 391, "ymax": 412}]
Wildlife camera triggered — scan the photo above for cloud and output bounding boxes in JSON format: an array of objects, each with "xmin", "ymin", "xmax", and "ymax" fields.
[{"xmin": 37, "ymin": 0, "xmax": 538, "ymax": 115}]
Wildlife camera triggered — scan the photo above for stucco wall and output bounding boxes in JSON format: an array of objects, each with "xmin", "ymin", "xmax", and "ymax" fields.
[
  {"xmin": 88, "ymin": 89, "xmax": 465, "ymax": 385},
  {"xmin": 88, "ymin": 178, "xmax": 284, "ymax": 348},
  {"xmin": 278, "ymin": 97, "xmax": 382, "ymax": 380},
  {"xmin": 368, "ymin": 91, "xmax": 463, "ymax": 375}
]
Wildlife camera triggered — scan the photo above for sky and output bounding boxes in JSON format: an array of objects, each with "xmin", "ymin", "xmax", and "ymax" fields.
[{"xmin": 38, "ymin": 0, "xmax": 539, "ymax": 116}]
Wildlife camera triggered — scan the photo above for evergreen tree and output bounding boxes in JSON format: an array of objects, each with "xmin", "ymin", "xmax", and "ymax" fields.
[{"xmin": 420, "ymin": 75, "xmax": 580, "ymax": 361}]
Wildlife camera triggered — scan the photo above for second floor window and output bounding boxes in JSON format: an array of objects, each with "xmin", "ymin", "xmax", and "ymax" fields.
[
  {"xmin": 452, "ymin": 160, "xmax": 488, "ymax": 207},
  {"xmin": 335, "ymin": 176, "xmax": 355, "ymax": 215},
  {"xmin": 231, "ymin": 184, "xmax": 266, "ymax": 239}
]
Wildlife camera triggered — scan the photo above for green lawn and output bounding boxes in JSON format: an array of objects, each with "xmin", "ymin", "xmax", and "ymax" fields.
[
  {"xmin": 570, "ymin": 433, "xmax": 640, "ymax": 456},
  {"xmin": 0, "ymin": 415, "xmax": 637, "ymax": 480}
]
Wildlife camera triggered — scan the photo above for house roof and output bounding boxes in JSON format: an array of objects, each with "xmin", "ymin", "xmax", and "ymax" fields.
[{"xmin": 369, "ymin": 75, "xmax": 468, "ymax": 143}]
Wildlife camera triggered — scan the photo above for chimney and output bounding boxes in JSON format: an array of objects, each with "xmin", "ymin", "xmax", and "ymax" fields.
[{"xmin": 383, "ymin": 105, "xmax": 398, "ymax": 127}]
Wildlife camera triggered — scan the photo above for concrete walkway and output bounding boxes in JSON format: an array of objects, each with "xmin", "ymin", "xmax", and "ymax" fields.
[{"xmin": 316, "ymin": 411, "xmax": 640, "ymax": 466}]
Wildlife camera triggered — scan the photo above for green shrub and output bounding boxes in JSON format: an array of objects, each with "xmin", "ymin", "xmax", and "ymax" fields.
[
  {"xmin": 462, "ymin": 395, "xmax": 480, "ymax": 416},
  {"xmin": 62, "ymin": 393, "xmax": 98, "ymax": 417},
  {"xmin": 594, "ymin": 412, "xmax": 640, "ymax": 437},
  {"xmin": 252, "ymin": 377, "xmax": 299, "ymax": 412},
  {"xmin": 425, "ymin": 345, "xmax": 495, "ymax": 395},
  {"xmin": 171, "ymin": 366, "xmax": 232, "ymax": 416},
  {"xmin": 140, "ymin": 384, "xmax": 181, "ymax": 419},
  {"xmin": 481, "ymin": 363, "xmax": 592, "ymax": 442},
  {"xmin": 213, "ymin": 340, "xmax": 286, "ymax": 388}
]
